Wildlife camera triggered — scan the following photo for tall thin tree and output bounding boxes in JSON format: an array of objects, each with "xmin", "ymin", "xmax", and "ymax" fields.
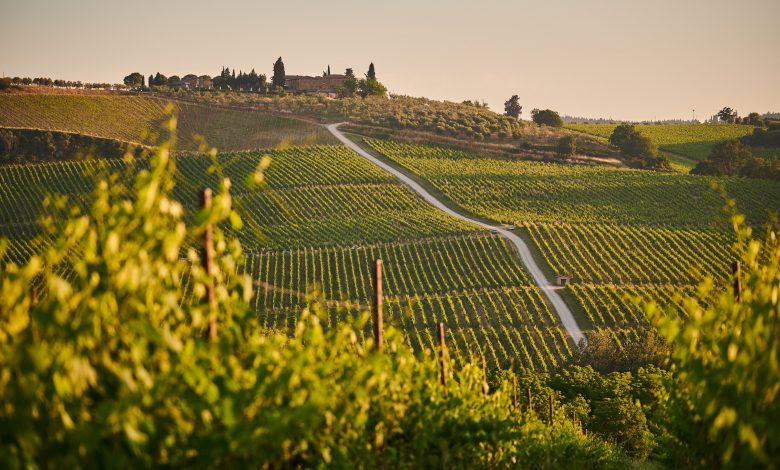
[{"xmin": 272, "ymin": 57, "xmax": 286, "ymax": 88}]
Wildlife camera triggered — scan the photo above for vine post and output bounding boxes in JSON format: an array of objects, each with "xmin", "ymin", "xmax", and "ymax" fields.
[
  {"xmin": 201, "ymin": 188, "xmax": 217, "ymax": 341},
  {"xmin": 438, "ymin": 322, "xmax": 447, "ymax": 388},
  {"xmin": 373, "ymin": 258, "xmax": 383, "ymax": 352}
]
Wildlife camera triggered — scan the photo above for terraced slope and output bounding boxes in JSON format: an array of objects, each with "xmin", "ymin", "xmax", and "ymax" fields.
[
  {"xmin": 366, "ymin": 139, "xmax": 780, "ymax": 346},
  {"xmin": 0, "ymin": 94, "xmax": 335, "ymax": 151},
  {"xmin": 0, "ymin": 143, "xmax": 572, "ymax": 370}
]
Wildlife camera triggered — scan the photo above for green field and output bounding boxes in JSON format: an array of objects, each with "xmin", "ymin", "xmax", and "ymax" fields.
[
  {"xmin": 365, "ymin": 139, "xmax": 780, "ymax": 343},
  {"xmin": 0, "ymin": 94, "xmax": 335, "ymax": 151},
  {"xmin": 565, "ymin": 122, "xmax": 756, "ymax": 161}
]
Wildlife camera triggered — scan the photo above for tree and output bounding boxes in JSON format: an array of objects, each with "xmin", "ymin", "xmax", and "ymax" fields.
[
  {"xmin": 556, "ymin": 136, "xmax": 576, "ymax": 157},
  {"xmin": 574, "ymin": 328, "xmax": 670, "ymax": 374},
  {"xmin": 148, "ymin": 75, "xmax": 154, "ymax": 88},
  {"xmin": 272, "ymin": 57, "xmax": 286, "ymax": 89},
  {"xmin": 717, "ymin": 106, "xmax": 738, "ymax": 123},
  {"xmin": 357, "ymin": 77, "xmax": 387, "ymax": 98},
  {"xmin": 123, "ymin": 72, "xmax": 144, "ymax": 88},
  {"xmin": 504, "ymin": 95, "xmax": 522, "ymax": 119},
  {"xmin": 608, "ymin": 124, "xmax": 669, "ymax": 170},
  {"xmin": 691, "ymin": 139, "xmax": 752, "ymax": 176},
  {"xmin": 608, "ymin": 124, "xmax": 636, "ymax": 150},
  {"xmin": 591, "ymin": 397, "xmax": 652, "ymax": 460},
  {"xmin": 531, "ymin": 109, "xmax": 563, "ymax": 127},
  {"xmin": 0, "ymin": 77, "xmax": 11, "ymax": 91},
  {"xmin": 152, "ymin": 72, "xmax": 167, "ymax": 86},
  {"xmin": 745, "ymin": 112, "xmax": 762, "ymax": 126},
  {"xmin": 339, "ymin": 68, "xmax": 358, "ymax": 97},
  {"xmin": 327, "ymin": 65, "xmax": 331, "ymax": 76},
  {"xmin": 367, "ymin": 62, "xmax": 376, "ymax": 80}
]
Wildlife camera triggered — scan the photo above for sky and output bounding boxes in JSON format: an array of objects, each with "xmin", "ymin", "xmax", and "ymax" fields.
[{"xmin": 1, "ymin": 0, "xmax": 779, "ymax": 121}]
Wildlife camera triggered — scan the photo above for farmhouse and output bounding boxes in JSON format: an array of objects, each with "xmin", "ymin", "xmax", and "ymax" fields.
[
  {"xmin": 285, "ymin": 74, "xmax": 348, "ymax": 96},
  {"xmin": 180, "ymin": 74, "xmax": 213, "ymax": 90}
]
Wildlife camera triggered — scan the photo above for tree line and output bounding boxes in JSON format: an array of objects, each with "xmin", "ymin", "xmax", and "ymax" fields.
[
  {"xmin": 123, "ymin": 57, "xmax": 386, "ymax": 97},
  {"xmin": 0, "ymin": 76, "xmax": 120, "ymax": 91}
]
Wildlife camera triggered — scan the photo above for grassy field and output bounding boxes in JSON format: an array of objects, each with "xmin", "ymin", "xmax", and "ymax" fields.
[
  {"xmin": 366, "ymin": 139, "xmax": 780, "ymax": 345},
  {"xmin": 0, "ymin": 143, "xmax": 572, "ymax": 370},
  {"xmin": 565, "ymin": 122, "xmax": 756, "ymax": 161},
  {"xmin": 0, "ymin": 94, "xmax": 336, "ymax": 151}
]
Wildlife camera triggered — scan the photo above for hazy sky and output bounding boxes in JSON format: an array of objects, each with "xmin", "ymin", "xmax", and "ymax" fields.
[{"xmin": 2, "ymin": 0, "xmax": 778, "ymax": 121}]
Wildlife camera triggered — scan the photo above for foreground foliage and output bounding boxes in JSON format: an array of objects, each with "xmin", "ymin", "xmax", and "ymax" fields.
[{"xmin": 650, "ymin": 212, "xmax": 780, "ymax": 467}]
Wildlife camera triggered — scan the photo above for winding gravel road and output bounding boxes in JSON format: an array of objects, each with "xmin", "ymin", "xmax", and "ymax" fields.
[{"xmin": 326, "ymin": 123, "xmax": 585, "ymax": 346}]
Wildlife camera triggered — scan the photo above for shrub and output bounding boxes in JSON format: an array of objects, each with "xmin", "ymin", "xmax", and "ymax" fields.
[
  {"xmin": 556, "ymin": 136, "xmax": 577, "ymax": 157},
  {"xmin": 532, "ymin": 109, "xmax": 564, "ymax": 127}
]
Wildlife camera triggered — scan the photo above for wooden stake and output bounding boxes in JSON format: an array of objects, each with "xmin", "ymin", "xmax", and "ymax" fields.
[
  {"xmin": 438, "ymin": 322, "xmax": 447, "ymax": 388},
  {"xmin": 373, "ymin": 258, "xmax": 383, "ymax": 352},
  {"xmin": 548, "ymin": 393, "xmax": 554, "ymax": 426},
  {"xmin": 512, "ymin": 376, "xmax": 518, "ymax": 410},
  {"xmin": 527, "ymin": 388, "xmax": 533, "ymax": 414},
  {"xmin": 733, "ymin": 261, "xmax": 742, "ymax": 302},
  {"xmin": 481, "ymin": 354, "xmax": 489, "ymax": 397},
  {"xmin": 201, "ymin": 188, "xmax": 217, "ymax": 341}
]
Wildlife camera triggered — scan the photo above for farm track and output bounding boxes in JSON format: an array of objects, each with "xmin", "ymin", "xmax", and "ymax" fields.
[{"xmin": 326, "ymin": 123, "xmax": 585, "ymax": 345}]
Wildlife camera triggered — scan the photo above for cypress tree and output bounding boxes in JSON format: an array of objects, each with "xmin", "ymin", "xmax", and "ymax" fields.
[
  {"xmin": 367, "ymin": 62, "xmax": 376, "ymax": 80},
  {"xmin": 272, "ymin": 57, "xmax": 286, "ymax": 88}
]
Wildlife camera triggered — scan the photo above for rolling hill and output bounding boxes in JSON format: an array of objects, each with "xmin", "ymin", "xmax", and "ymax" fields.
[{"xmin": 0, "ymin": 93, "xmax": 336, "ymax": 151}]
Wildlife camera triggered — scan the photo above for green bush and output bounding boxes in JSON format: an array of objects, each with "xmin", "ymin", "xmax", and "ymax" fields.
[{"xmin": 649, "ymin": 209, "xmax": 780, "ymax": 466}]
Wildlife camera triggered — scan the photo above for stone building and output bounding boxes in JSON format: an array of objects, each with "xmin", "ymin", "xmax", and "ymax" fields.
[{"xmin": 285, "ymin": 74, "xmax": 349, "ymax": 96}]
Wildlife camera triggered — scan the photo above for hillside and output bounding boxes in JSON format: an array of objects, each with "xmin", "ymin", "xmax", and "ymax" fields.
[
  {"xmin": 565, "ymin": 122, "xmax": 760, "ymax": 162},
  {"xmin": 155, "ymin": 90, "xmax": 615, "ymax": 159},
  {"xmin": 0, "ymin": 143, "xmax": 571, "ymax": 370},
  {"xmin": 0, "ymin": 93, "xmax": 336, "ymax": 152},
  {"xmin": 364, "ymin": 139, "xmax": 780, "ymax": 346}
]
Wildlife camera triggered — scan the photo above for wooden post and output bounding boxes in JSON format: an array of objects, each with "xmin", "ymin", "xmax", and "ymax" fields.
[
  {"xmin": 512, "ymin": 376, "xmax": 518, "ymax": 410},
  {"xmin": 549, "ymin": 394, "xmax": 554, "ymax": 426},
  {"xmin": 373, "ymin": 258, "xmax": 383, "ymax": 352},
  {"xmin": 481, "ymin": 354, "xmax": 489, "ymax": 397},
  {"xmin": 733, "ymin": 261, "xmax": 742, "ymax": 302},
  {"xmin": 201, "ymin": 188, "xmax": 217, "ymax": 341},
  {"xmin": 438, "ymin": 322, "xmax": 447, "ymax": 388},
  {"xmin": 527, "ymin": 388, "xmax": 533, "ymax": 414}
]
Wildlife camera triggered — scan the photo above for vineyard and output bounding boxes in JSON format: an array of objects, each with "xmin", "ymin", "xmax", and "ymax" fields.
[
  {"xmin": 0, "ymin": 94, "xmax": 335, "ymax": 151},
  {"xmin": 365, "ymin": 139, "xmax": 778, "ymax": 343},
  {"xmin": 366, "ymin": 139, "xmax": 780, "ymax": 226},
  {"xmin": 565, "ymin": 122, "xmax": 756, "ymax": 161},
  {"xmin": 0, "ymin": 143, "xmax": 572, "ymax": 369}
]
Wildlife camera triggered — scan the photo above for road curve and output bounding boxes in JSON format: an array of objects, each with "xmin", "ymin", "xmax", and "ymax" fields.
[{"xmin": 326, "ymin": 123, "xmax": 585, "ymax": 346}]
